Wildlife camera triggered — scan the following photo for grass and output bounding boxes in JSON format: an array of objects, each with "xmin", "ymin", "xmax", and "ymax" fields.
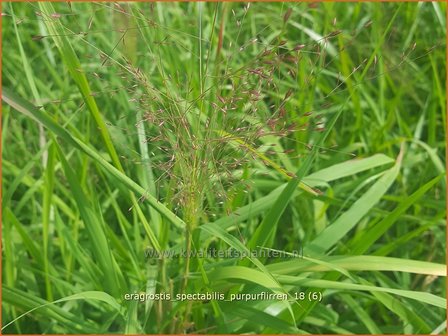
[{"xmin": 2, "ymin": 1, "xmax": 446, "ymax": 334}]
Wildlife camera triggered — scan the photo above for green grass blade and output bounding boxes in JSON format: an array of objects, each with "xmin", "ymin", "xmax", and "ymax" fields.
[
  {"xmin": 199, "ymin": 152, "xmax": 395, "ymax": 243},
  {"xmin": 219, "ymin": 302, "xmax": 300, "ymax": 333},
  {"xmin": 200, "ymin": 223, "xmax": 295, "ymax": 323},
  {"xmin": 247, "ymin": 109, "xmax": 342, "ymax": 250},
  {"xmin": 277, "ymin": 276, "xmax": 446, "ymax": 309},
  {"xmin": 37, "ymin": 2, "xmax": 163, "ymax": 252},
  {"xmin": 305, "ymin": 153, "xmax": 394, "ymax": 185},
  {"xmin": 268, "ymin": 255, "xmax": 445, "ymax": 276},
  {"xmin": 42, "ymin": 141, "xmax": 55, "ymax": 301},
  {"xmin": 2, "ymin": 87, "xmax": 186, "ymax": 235},
  {"xmin": 2, "ymin": 287, "xmax": 99, "ymax": 333},
  {"xmin": 339, "ymin": 294, "xmax": 382, "ymax": 334},
  {"xmin": 54, "ymin": 142, "xmax": 123, "ymax": 296},
  {"xmin": 38, "ymin": 2, "xmax": 121, "ymax": 169},
  {"xmin": 2, "ymin": 289, "xmax": 122, "ymax": 332},
  {"xmin": 350, "ymin": 174, "xmax": 444, "ymax": 254},
  {"xmin": 306, "ymin": 146, "xmax": 404, "ymax": 255}
]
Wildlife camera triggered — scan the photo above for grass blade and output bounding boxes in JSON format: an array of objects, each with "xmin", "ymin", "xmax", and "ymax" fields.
[
  {"xmin": 2, "ymin": 87, "xmax": 186, "ymax": 235},
  {"xmin": 306, "ymin": 145, "xmax": 404, "ymax": 255},
  {"xmin": 248, "ymin": 109, "xmax": 342, "ymax": 250}
]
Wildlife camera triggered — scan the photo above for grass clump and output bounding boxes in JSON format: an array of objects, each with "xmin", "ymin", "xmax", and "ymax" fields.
[{"xmin": 2, "ymin": 1, "xmax": 446, "ymax": 334}]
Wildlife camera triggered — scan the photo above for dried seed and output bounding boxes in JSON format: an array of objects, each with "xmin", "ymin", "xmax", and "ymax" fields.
[
  {"xmin": 32, "ymin": 35, "xmax": 45, "ymax": 41},
  {"xmin": 261, "ymin": 49, "xmax": 272, "ymax": 57},
  {"xmin": 293, "ymin": 44, "xmax": 305, "ymax": 51},
  {"xmin": 284, "ymin": 89, "xmax": 293, "ymax": 100},
  {"xmin": 283, "ymin": 8, "xmax": 293, "ymax": 23}
]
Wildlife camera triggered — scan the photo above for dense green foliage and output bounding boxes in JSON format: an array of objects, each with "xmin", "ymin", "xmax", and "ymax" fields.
[{"xmin": 2, "ymin": 2, "xmax": 446, "ymax": 334}]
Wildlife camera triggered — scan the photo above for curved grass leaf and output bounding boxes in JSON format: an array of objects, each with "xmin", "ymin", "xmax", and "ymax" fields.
[
  {"xmin": 247, "ymin": 110, "xmax": 342, "ymax": 250},
  {"xmin": 200, "ymin": 224, "xmax": 295, "ymax": 323},
  {"xmin": 267, "ymin": 255, "xmax": 445, "ymax": 276},
  {"xmin": 38, "ymin": 2, "xmax": 121, "ymax": 168},
  {"xmin": 219, "ymin": 302, "xmax": 301, "ymax": 333},
  {"xmin": 55, "ymin": 142, "xmax": 123, "ymax": 296},
  {"xmin": 198, "ymin": 152, "xmax": 395, "ymax": 245},
  {"xmin": 350, "ymin": 174, "xmax": 444, "ymax": 254},
  {"xmin": 306, "ymin": 146, "xmax": 404, "ymax": 255},
  {"xmin": 305, "ymin": 153, "xmax": 394, "ymax": 186},
  {"xmin": 277, "ymin": 275, "xmax": 446, "ymax": 309},
  {"xmin": 2, "ymin": 287, "xmax": 100, "ymax": 333},
  {"xmin": 2, "ymin": 289, "xmax": 122, "ymax": 332},
  {"xmin": 2, "ymin": 87, "xmax": 186, "ymax": 235}
]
